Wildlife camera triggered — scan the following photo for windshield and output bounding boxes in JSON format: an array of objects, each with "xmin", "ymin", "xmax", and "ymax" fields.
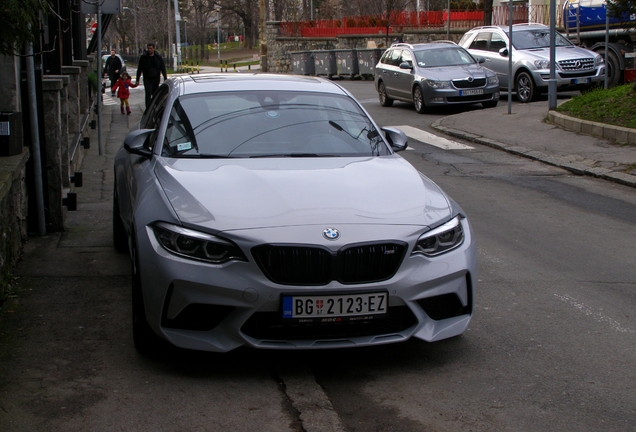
[
  {"xmin": 161, "ymin": 90, "xmax": 388, "ymax": 158},
  {"xmin": 511, "ymin": 30, "xmax": 573, "ymax": 49},
  {"xmin": 414, "ymin": 47, "xmax": 476, "ymax": 68}
]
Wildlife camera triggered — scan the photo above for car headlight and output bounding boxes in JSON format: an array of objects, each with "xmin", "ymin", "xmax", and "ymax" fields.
[
  {"xmin": 153, "ymin": 222, "xmax": 247, "ymax": 264},
  {"xmin": 487, "ymin": 75, "xmax": 499, "ymax": 85},
  {"xmin": 425, "ymin": 79, "xmax": 451, "ymax": 89},
  {"xmin": 594, "ymin": 55, "xmax": 604, "ymax": 67},
  {"xmin": 534, "ymin": 59, "xmax": 550, "ymax": 69},
  {"xmin": 412, "ymin": 216, "xmax": 465, "ymax": 257}
]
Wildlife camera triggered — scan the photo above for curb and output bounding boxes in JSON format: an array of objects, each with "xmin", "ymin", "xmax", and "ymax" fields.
[
  {"xmin": 431, "ymin": 116, "xmax": 636, "ymax": 189},
  {"xmin": 547, "ymin": 111, "xmax": 636, "ymax": 145}
]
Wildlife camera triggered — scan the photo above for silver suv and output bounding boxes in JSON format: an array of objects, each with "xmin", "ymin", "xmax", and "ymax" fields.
[
  {"xmin": 374, "ymin": 41, "xmax": 500, "ymax": 113},
  {"xmin": 458, "ymin": 23, "xmax": 605, "ymax": 103}
]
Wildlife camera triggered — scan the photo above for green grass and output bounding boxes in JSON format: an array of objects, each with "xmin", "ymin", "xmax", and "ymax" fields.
[{"xmin": 556, "ymin": 84, "xmax": 636, "ymax": 129}]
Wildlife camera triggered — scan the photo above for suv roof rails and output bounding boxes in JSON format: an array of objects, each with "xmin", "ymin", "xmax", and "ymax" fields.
[
  {"xmin": 435, "ymin": 40, "xmax": 458, "ymax": 45},
  {"xmin": 512, "ymin": 22, "xmax": 548, "ymax": 27},
  {"xmin": 467, "ymin": 25, "xmax": 501, "ymax": 31},
  {"xmin": 390, "ymin": 42, "xmax": 414, "ymax": 48}
]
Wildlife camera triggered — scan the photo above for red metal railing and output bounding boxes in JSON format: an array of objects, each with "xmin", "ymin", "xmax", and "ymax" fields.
[
  {"xmin": 279, "ymin": 6, "xmax": 566, "ymax": 37},
  {"xmin": 280, "ymin": 10, "xmax": 485, "ymax": 37}
]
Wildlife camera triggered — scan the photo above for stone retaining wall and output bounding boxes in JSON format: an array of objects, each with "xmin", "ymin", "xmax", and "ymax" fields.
[
  {"xmin": 264, "ymin": 22, "xmax": 465, "ymax": 74},
  {"xmin": 0, "ymin": 54, "xmax": 96, "ymax": 301}
]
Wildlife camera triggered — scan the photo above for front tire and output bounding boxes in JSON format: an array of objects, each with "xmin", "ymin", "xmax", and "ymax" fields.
[
  {"xmin": 413, "ymin": 86, "xmax": 427, "ymax": 114},
  {"xmin": 378, "ymin": 81, "xmax": 394, "ymax": 107},
  {"xmin": 515, "ymin": 71, "xmax": 537, "ymax": 103},
  {"xmin": 131, "ymin": 235, "xmax": 163, "ymax": 356},
  {"xmin": 112, "ymin": 189, "xmax": 128, "ymax": 253},
  {"xmin": 601, "ymin": 49, "xmax": 621, "ymax": 88}
]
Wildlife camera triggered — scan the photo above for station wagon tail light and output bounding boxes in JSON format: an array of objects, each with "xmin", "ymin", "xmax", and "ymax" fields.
[
  {"xmin": 413, "ymin": 216, "xmax": 464, "ymax": 257},
  {"xmin": 153, "ymin": 222, "xmax": 247, "ymax": 264}
]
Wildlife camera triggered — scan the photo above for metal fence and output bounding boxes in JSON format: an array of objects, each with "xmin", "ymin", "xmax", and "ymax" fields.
[{"xmin": 279, "ymin": 6, "xmax": 566, "ymax": 37}]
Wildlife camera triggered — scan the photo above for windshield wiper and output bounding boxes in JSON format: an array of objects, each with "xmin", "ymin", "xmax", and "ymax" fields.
[
  {"xmin": 178, "ymin": 153, "xmax": 236, "ymax": 158},
  {"xmin": 249, "ymin": 153, "xmax": 340, "ymax": 158}
]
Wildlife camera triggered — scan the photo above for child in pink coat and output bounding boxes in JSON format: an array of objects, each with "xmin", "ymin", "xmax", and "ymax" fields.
[{"xmin": 111, "ymin": 72, "xmax": 138, "ymax": 115}]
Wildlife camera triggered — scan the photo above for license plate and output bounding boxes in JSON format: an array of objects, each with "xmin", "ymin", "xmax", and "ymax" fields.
[
  {"xmin": 282, "ymin": 292, "xmax": 388, "ymax": 322},
  {"xmin": 460, "ymin": 89, "xmax": 483, "ymax": 96},
  {"xmin": 572, "ymin": 78, "xmax": 591, "ymax": 85}
]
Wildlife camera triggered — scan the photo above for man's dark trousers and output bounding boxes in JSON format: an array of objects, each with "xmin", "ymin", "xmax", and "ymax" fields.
[{"xmin": 143, "ymin": 77, "xmax": 160, "ymax": 108}]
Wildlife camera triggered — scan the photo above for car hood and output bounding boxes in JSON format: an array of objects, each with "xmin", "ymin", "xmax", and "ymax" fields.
[
  {"xmin": 418, "ymin": 63, "xmax": 491, "ymax": 80},
  {"xmin": 154, "ymin": 156, "xmax": 452, "ymax": 232},
  {"xmin": 517, "ymin": 46, "xmax": 596, "ymax": 61}
]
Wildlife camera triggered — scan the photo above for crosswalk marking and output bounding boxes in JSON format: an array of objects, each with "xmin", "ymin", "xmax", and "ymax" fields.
[{"xmin": 393, "ymin": 125, "xmax": 473, "ymax": 150}]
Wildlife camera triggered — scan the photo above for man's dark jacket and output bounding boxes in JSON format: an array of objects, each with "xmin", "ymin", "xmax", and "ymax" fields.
[
  {"xmin": 103, "ymin": 55, "xmax": 122, "ymax": 81},
  {"xmin": 136, "ymin": 52, "xmax": 167, "ymax": 82}
]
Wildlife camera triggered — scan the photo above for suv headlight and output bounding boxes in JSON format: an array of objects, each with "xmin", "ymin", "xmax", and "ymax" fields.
[
  {"xmin": 412, "ymin": 216, "xmax": 465, "ymax": 257},
  {"xmin": 594, "ymin": 55, "xmax": 604, "ymax": 67},
  {"xmin": 425, "ymin": 79, "xmax": 451, "ymax": 89},
  {"xmin": 534, "ymin": 59, "xmax": 550, "ymax": 69},
  {"xmin": 153, "ymin": 222, "xmax": 247, "ymax": 264}
]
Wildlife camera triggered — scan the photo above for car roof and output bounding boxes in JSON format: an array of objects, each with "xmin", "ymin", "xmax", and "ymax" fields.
[
  {"xmin": 466, "ymin": 23, "xmax": 549, "ymax": 34},
  {"xmin": 391, "ymin": 41, "xmax": 460, "ymax": 52},
  {"xmin": 172, "ymin": 73, "xmax": 351, "ymax": 96}
]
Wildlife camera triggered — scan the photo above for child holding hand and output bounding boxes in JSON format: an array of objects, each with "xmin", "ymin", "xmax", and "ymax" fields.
[{"xmin": 111, "ymin": 72, "xmax": 138, "ymax": 115}]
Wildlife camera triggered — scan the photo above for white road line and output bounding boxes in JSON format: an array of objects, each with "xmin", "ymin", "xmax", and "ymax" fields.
[
  {"xmin": 394, "ymin": 125, "xmax": 473, "ymax": 150},
  {"xmin": 102, "ymin": 95, "xmax": 118, "ymax": 106},
  {"xmin": 555, "ymin": 294, "xmax": 634, "ymax": 334}
]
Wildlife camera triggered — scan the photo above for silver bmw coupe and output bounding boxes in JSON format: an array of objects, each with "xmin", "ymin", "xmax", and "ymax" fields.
[{"xmin": 113, "ymin": 73, "xmax": 477, "ymax": 354}]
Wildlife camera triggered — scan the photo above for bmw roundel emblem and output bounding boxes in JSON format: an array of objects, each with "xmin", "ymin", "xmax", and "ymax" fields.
[{"xmin": 323, "ymin": 228, "xmax": 340, "ymax": 240}]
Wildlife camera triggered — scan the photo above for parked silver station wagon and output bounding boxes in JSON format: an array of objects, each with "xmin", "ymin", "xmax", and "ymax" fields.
[
  {"xmin": 374, "ymin": 41, "xmax": 500, "ymax": 113},
  {"xmin": 459, "ymin": 23, "xmax": 605, "ymax": 103},
  {"xmin": 113, "ymin": 73, "xmax": 477, "ymax": 354}
]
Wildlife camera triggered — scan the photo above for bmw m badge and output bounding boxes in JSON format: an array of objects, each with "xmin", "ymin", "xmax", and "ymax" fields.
[{"xmin": 323, "ymin": 228, "xmax": 340, "ymax": 240}]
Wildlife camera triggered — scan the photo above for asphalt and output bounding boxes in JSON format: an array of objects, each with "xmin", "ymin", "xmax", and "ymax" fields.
[{"xmin": 431, "ymin": 99, "xmax": 636, "ymax": 188}]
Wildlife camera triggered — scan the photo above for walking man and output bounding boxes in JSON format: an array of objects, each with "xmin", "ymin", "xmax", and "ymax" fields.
[
  {"xmin": 103, "ymin": 49, "xmax": 122, "ymax": 96},
  {"xmin": 135, "ymin": 43, "xmax": 167, "ymax": 109}
]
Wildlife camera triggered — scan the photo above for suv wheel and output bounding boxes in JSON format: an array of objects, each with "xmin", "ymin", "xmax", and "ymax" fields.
[
  {"xmin": 378, "ymin": 81, "xmax": 394, "ymax": 107},
  {"xmin": 413, "ymin": 86, "xmax": 427, "ymax": 114},
  {"xmin": 515, "ymin": 71, "xmax": 537, "ymax": 103}
]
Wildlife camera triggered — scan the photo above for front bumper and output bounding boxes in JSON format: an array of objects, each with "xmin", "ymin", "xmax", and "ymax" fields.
[
  {"xmin": 423, "ymin": 84, "xmax": 500, "ymax": 106},
  {"xmin": 533, "ymin": 65, "xmax": 605, "ymax": 89},
  {"xmin": 136, "ymin": 220, "xmax": 477, "ymax": 352}
]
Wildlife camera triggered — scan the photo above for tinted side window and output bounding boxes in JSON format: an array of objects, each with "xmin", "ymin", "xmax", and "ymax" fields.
[
  {"xmin": 469, "ymin": 32, "xmax": 490, "ymax": 51},
  {"xmin": 400, "ymin": 50, "xmax": 413, "ymax": 66},
  {"xmin": 388, "ymin": 49, "xmax": 403, "ymax": 66},
  {"xmin": 143, "ymin": 86, "xmax": 170, "ymax": 151},
  {"xmin": 490, "ymin": 33, "xmax": 507, "ymax": 52},
  {"xmin": 379, "ymin": 49, "xmax": 394, "ymax": 65}
]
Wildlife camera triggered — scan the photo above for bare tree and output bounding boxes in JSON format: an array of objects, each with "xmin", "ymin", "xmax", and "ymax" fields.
[{"xmin": 221, "ymin": 0, "xmax": 258, "ymax": 48}]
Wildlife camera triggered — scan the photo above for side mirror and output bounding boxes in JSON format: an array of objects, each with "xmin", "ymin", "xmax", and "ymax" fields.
[
  {"xmin": 399, "ymin": 61, "xmax": 413, "ymax": 70},
  {"xmin": 123, "ymin": 129, "xmax": 155, "ymax": 157},
  {"xmin": 382, "ymin": 127, "xmax": 408, "ymax": 152},
  {"xmin": 476, "ymin": 56, "xmax": 486, "ymax": 64},
  {"xmin": 499, "ymin": 47, "xmax": 509, "ymax": 57}
]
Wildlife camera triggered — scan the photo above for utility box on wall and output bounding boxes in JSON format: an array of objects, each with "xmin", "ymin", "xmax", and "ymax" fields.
[{"xmin": 0, "ymin": 112, "xmax": 23, "ymax": 157}]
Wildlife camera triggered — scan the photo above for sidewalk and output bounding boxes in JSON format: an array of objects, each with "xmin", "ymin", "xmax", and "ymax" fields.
[{"xmin": 431, "ymin": 101, "xmax": 636, "ymax": 188}]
